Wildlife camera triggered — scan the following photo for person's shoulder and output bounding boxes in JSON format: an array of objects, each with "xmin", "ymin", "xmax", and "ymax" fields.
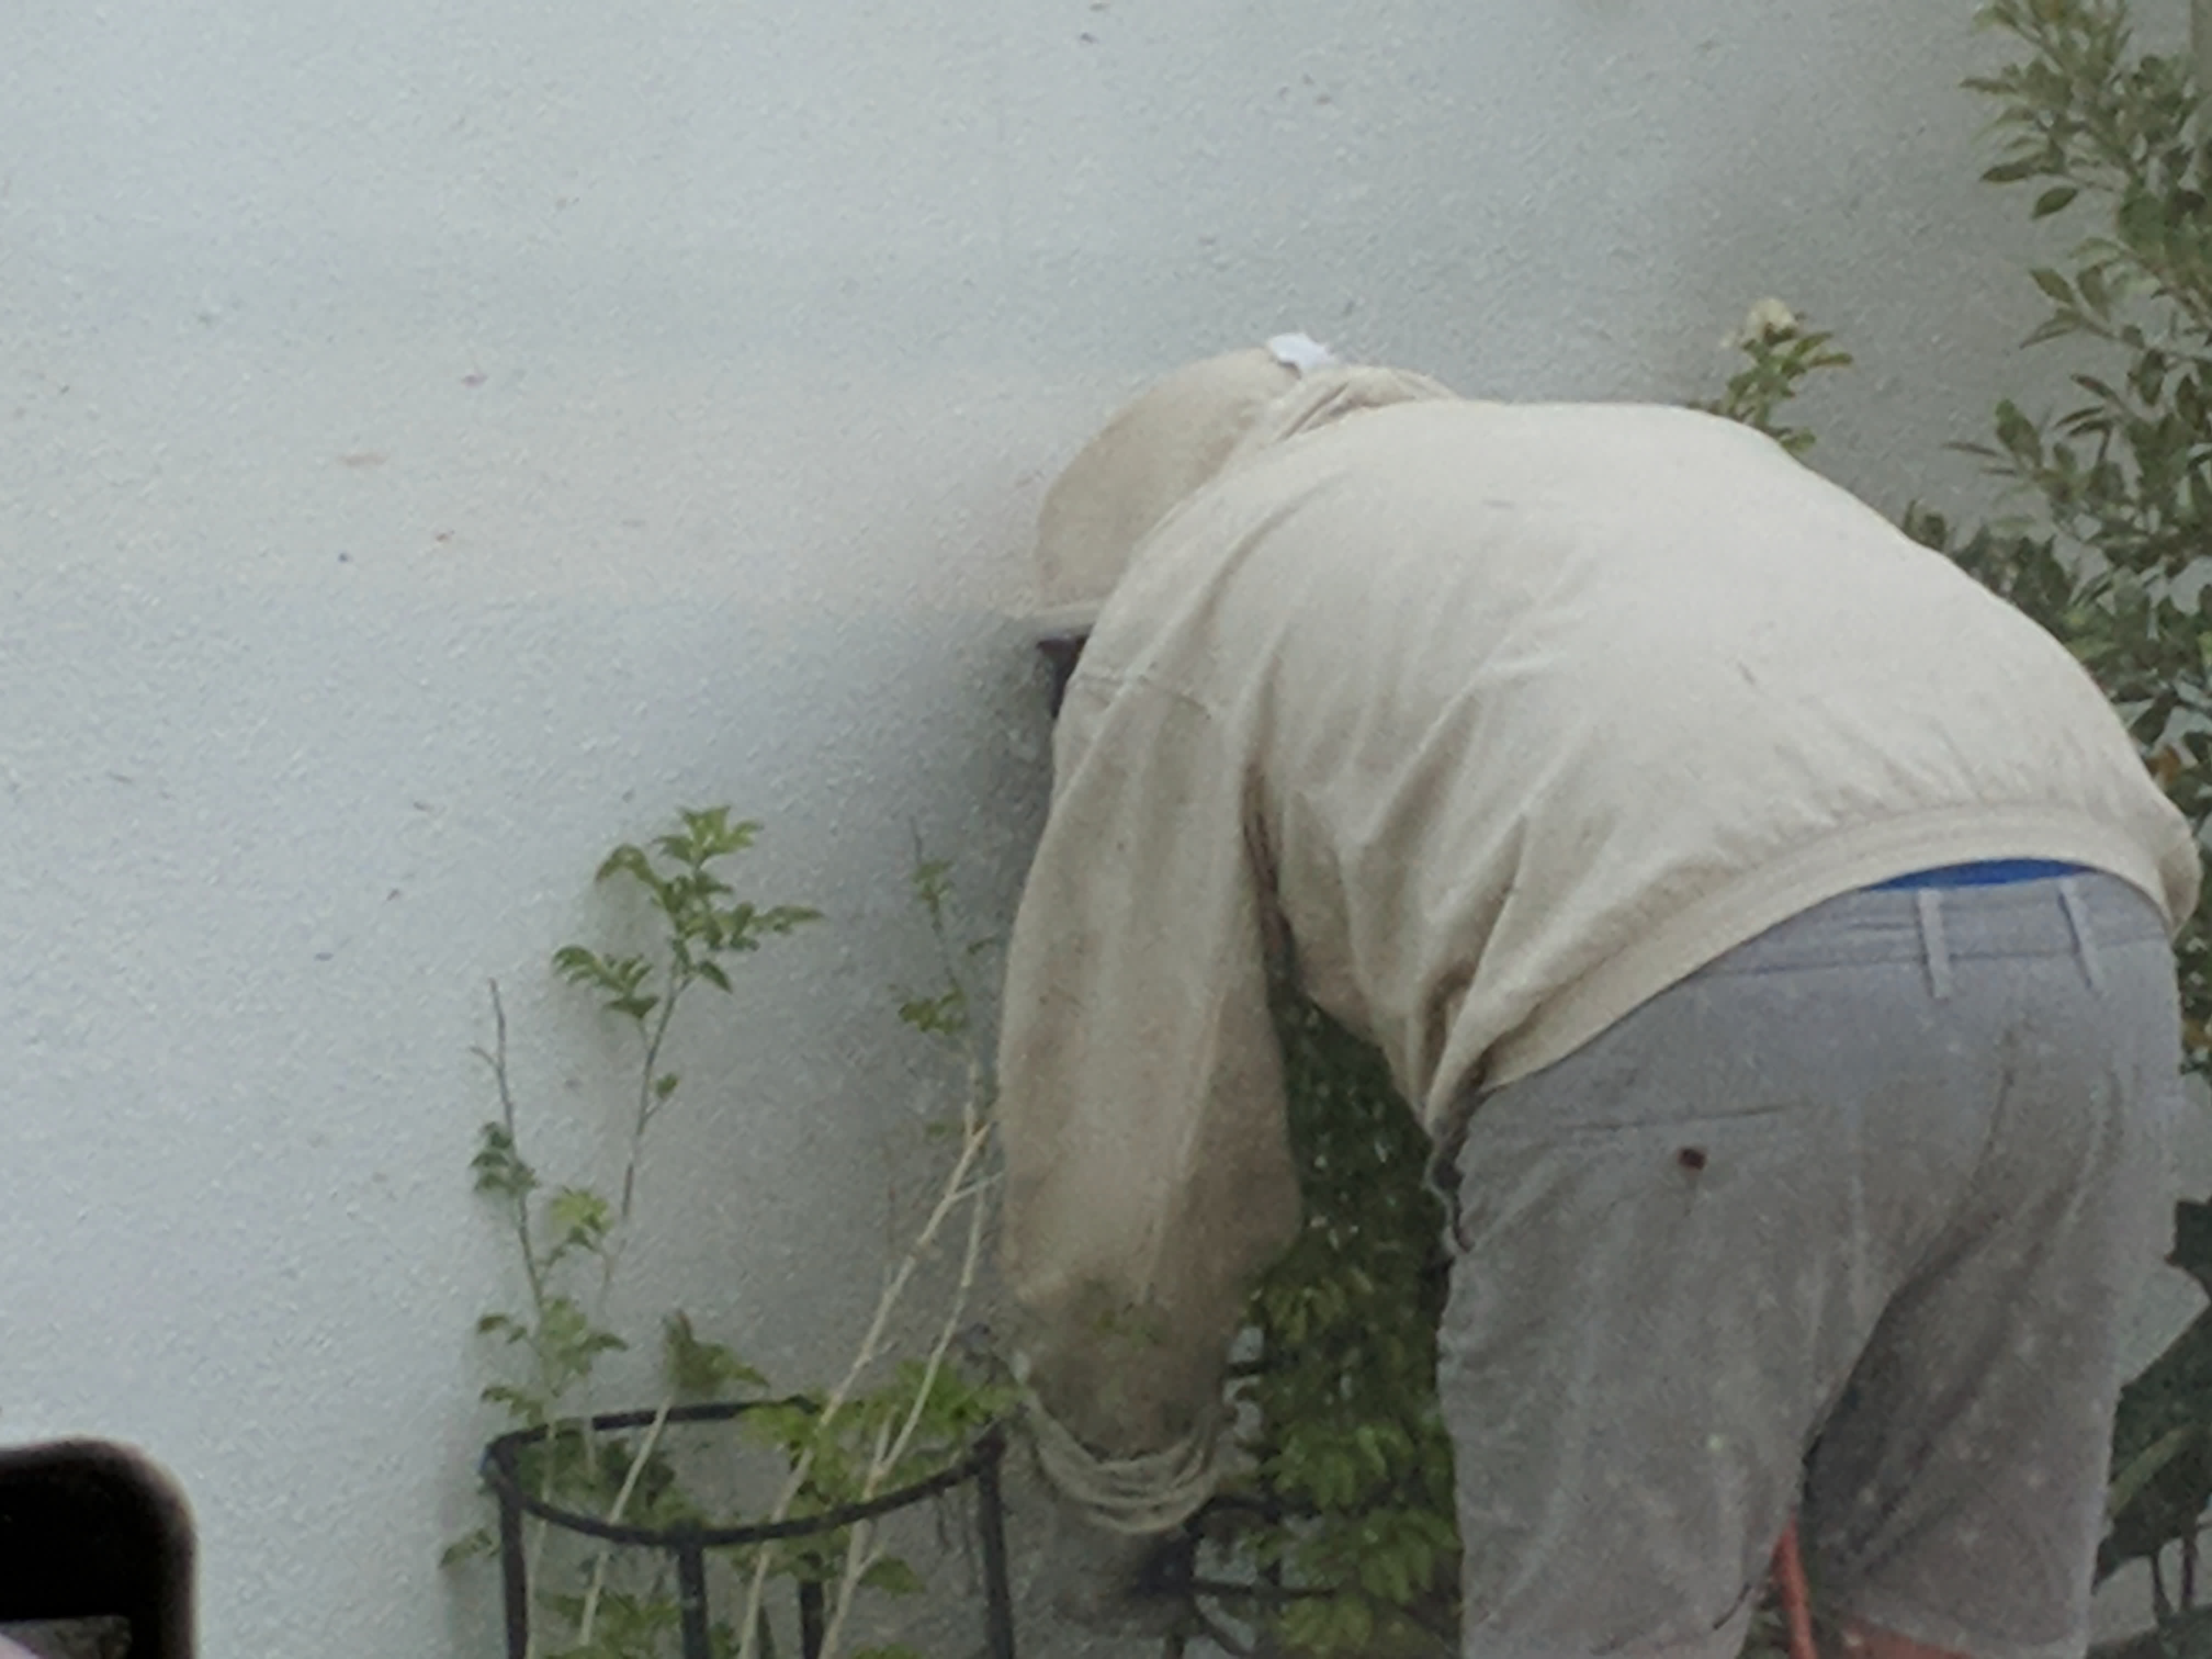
[
  {"xmin": 1292, "ymin": 398, "xmax": 1788, "ymax": 492},
  {"xmin": 1449, "ymin": 398, "xmax": 1771, "ymax": 439},
  {"xmin": 1318, "ymin": 395, "xmax": 1767, "ymax": 448}
]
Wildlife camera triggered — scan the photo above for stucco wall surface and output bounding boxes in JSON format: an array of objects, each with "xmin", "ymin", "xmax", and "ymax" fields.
[{"xmin": 1, "ymin": 3, "xmax": 2202, "ymax": 1655}]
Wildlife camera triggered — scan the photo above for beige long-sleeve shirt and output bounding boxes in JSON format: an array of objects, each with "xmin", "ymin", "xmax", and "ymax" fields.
[{"xmin": 997, "ymin": 390, "xmax": 2200, "ymax": 1514}]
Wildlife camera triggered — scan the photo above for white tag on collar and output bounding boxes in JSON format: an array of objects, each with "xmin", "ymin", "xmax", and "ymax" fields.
[{"xmin": 1266, "ymin": 332, "xmax": 1335, "ymax": 374}]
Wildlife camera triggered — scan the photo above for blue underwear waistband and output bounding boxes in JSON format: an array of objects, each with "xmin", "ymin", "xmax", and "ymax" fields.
[{"xmin": 1871, "ymin": 859, "xmax": 2090, "ymax": 891}]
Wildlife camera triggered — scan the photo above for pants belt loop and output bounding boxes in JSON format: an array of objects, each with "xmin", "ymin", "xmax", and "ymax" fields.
[
  {"xmin": 1916, "ymin": 888, "xmax": 1954, "ymax": 1001},
  {"xmin": 2058, "ymin": 875, "xmax": 2106, "ymax": 991}
]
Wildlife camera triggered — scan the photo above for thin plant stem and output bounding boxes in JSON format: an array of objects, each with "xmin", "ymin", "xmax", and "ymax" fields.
[
  {"xmin": 739, "ymin": 899, "xmax": 997, "ymax": 1659},
  {"xmin": 817, "ymin": 1110, "xmax": 995, "ymax": 1656},
  {"xmin": 814, "ymin": 884, "xmax": 1002, "ymax": 1657},
  {"xmin": 476, "ymin": 981, "xmax": 560, "ymax": 1659},
  {"xmin": 734, "ymin": 1113, "xmax": 994, "ymax": 1658},
  {"xmin": 618, "ymin": 975, "xmax": 685, "ymax": 1233},
  {"xmin": 575, "ymin": 1396, "xmax": 677, "ymax": 1647},
  {"xmin": 479, "ymin": 825, "xmax": 998, "ymax": 1659},
  {"xmin": 477, "ymin": 984, "xmax": 551, "ymax": 1331}
]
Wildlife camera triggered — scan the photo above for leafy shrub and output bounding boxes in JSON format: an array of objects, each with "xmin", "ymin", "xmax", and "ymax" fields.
[
  {"xmin": 1903, "ymin": 0, "xmax": 2212, "ymax": 1621},
  {"xmin": 450, "ymin": 810, "xmax": 1011, "ymax": 1659}
]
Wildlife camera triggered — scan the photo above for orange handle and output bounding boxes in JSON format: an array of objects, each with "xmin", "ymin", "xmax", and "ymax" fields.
[{"xmin": 1773, "ymin": 1517, "xmax": 1818, "ymax": 1659}]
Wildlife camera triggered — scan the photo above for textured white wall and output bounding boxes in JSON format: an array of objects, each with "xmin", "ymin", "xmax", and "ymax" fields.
[{"xmin": 1, "ymin": 2, "xmax": 2199, "ymax": 1655}]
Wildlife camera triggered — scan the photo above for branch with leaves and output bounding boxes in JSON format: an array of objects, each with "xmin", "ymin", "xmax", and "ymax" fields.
[
  {"xmin": 1693, "ymin": 297, "xmax": 1855, "ymax": 459},
  {"xmin": 1678, "ymin": 3, "xmax": 2212, "ymax": 1632},
  {"xmin": 452, "ymin": 810, "xmax": 1013, "ymax": 1659},
  {"xmin": 730, "ymin": 849, "xmax": 1006, "ymax": 1659}
]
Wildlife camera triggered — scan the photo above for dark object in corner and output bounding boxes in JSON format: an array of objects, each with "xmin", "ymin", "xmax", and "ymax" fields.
[{"xmin": 0, "ymin": 1440, "xmax": 195, "ymax": 1659}]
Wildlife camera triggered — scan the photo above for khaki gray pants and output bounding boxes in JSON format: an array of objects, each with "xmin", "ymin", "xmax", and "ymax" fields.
[{"xmin": 1441, "ymin": 873, "xmax": 2182, "ymax": 1659}]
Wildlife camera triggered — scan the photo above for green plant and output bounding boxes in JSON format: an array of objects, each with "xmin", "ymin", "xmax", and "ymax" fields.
[
  {"xmin": 1901, "ymin": 0, "xmax": 2212, "ymax": 1623},
  {"xmin": 1695, "ymin": 297, "xmax": 1855, "ymax": 457},
  {"xmin": 467, "ymin": 811, "xmax": 814, "ymax": 1460},
  {"xmin": 723, "ymin": 848, "xmax": 1011, "ymax": 1659},
  {"xmin": 449, "ymin": 809, "xmax": 1012, "ymax": 1659},
  {"xmin": 1192, "ymin": 997, "xmax": 1462, "ymax": 1658},
  {"xmin": 1920, "ymin": 0, "xmax": 2212, "ymax": 1087}
]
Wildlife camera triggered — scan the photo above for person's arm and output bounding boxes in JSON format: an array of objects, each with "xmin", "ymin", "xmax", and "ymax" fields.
[{"xmin": 997, "ymin": 672, "xmax": 1303, "ymax": 1532}]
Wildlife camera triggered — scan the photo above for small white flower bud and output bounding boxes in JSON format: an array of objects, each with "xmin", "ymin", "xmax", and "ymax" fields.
[{"xmin": 1735, "ymin": 297, "xmax": 1799, "ymax": 346}]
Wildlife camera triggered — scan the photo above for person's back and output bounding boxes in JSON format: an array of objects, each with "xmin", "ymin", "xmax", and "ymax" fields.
[{"xmin": 1066, "ymin": 392, "xmax": 2195, "ymax": 1120}]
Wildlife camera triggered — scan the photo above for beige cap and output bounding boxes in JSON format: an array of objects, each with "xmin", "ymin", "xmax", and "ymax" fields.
[{"xmin": 1028, "ymin": 337, "xmax": 1455, "ymax": 635}]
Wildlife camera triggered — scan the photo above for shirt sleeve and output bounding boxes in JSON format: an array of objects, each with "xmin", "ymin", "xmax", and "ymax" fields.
[{"xmin": 995, "ymin": 670, "xmax": 1304, "ymax": 1513}]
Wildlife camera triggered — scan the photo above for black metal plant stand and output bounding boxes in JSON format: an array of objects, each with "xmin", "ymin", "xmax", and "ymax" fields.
[{"xmin": 482, "ymin": 1401, "xmax": 1015, "ymax": 1659}]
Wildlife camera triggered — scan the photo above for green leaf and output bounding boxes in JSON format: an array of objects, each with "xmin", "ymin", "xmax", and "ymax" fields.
[
  {"xmin": 470, "ymin": 1124, "xmax": 536, "ymax": 1199},
  {"xmin": 2077, "ymin": 263, "xmax": 2112, "ymax": 316},
  {"xmin": 2131, "ymin": 349, "xmax": 2172, "ymax": 405},
  {"xmin": 550, "ymin": 944, "xmax": 605, "ymax": 982},
  {"xmin": 896, "ymin": 986, "xmax": 969, "ymax": 1038},
  {"xmin": 857, "ymin": 1555, "xmax": 927, "ymax": 1596},
  {"xmin": 544, "ymin": 1187, "xmax": 613, "ymax": 1259},
  {"xmin": 2030, "ymin": 266, "xmax": 2076, "ymax": 304},
  {"xmin": 439, "ymin": 1527, "xmax": 496, "ymax": 1568},
  {"xmin": 662, "ymin": 1312, "xmax": 770, "ymax": 1400},
  {"xmin": 2033, "ymin": 184, "xmax": 2081, "ymax": 218},
  {"xmin": 743, "ymin": 1400, "xmax": 823, "ymax": 1460},
  {"xmin": 481, "ymin": 1383, "xmax": 547, "ymax": 1422},
  {"xmin": 2102, "ymin": 1299, "xmax": 2212, "ymax": 1579},
  {"xmin": 594, "ymin": 843, "xmax": 659, "ymax": 888},
  {"xmin": 1993, "ymin": 399, "xmax": 2044, "ymax": 466},
  {"xmin": 672, "ymin": 806, "xmax": 761, "ymax": 861}
]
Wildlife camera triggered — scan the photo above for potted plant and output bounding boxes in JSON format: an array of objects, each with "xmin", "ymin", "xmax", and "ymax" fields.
[{"xmin": 445, "ymin": 810, "xmax": 1016, "ymax": 1659}]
